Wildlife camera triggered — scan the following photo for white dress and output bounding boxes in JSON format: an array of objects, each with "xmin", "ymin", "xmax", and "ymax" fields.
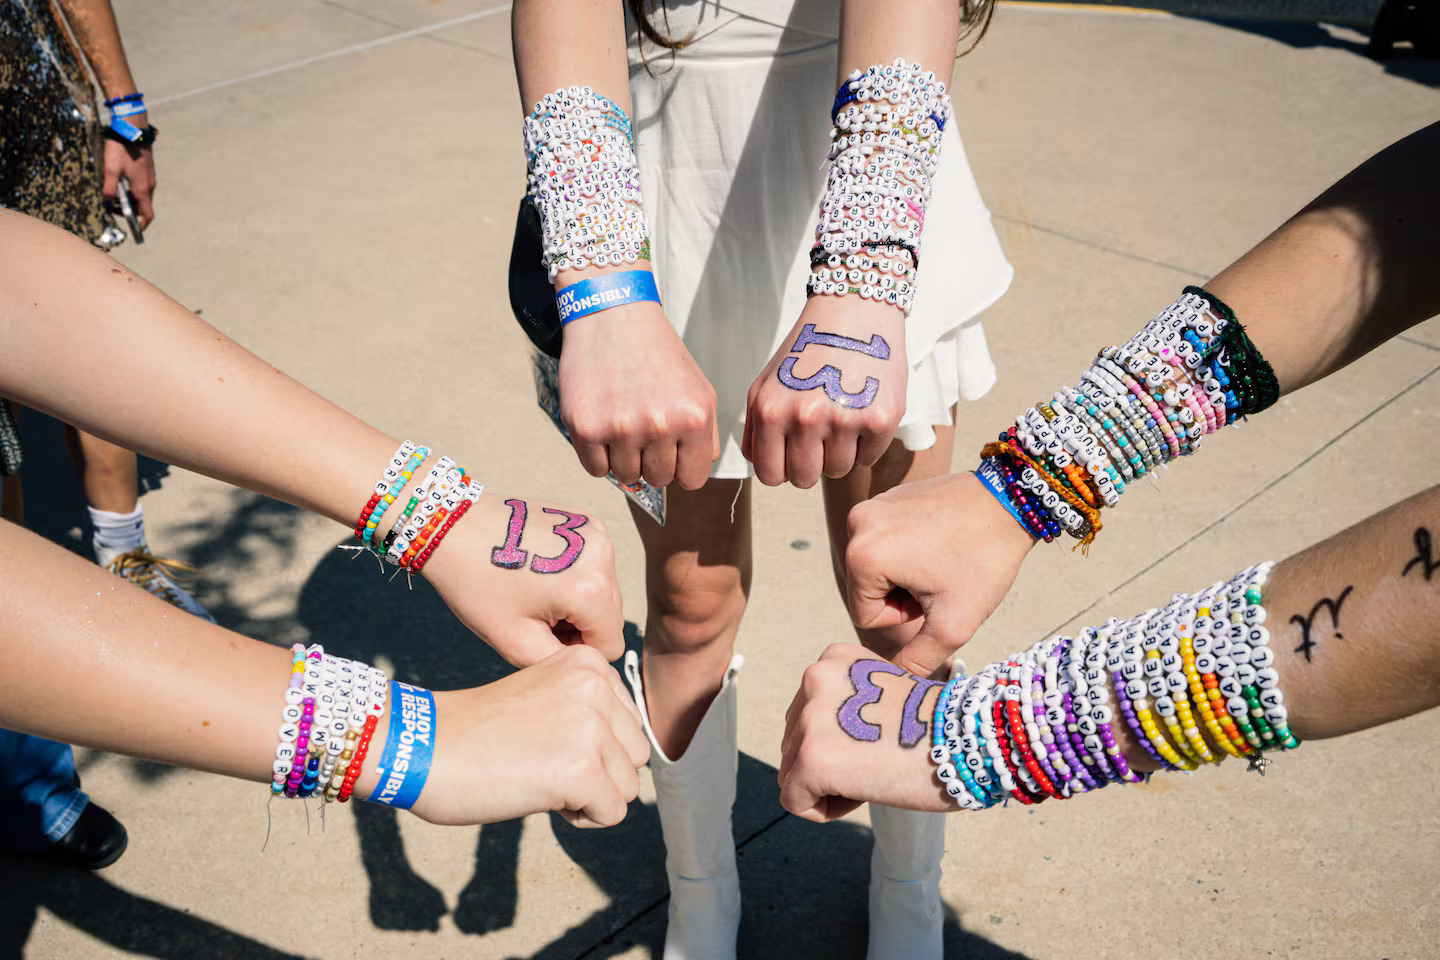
[{"xmin": 626, "ymin": 0, "xmax": 1013, "ymax": 478}]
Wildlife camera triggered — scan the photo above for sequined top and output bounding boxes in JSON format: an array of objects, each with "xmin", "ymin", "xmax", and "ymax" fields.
[{"xmin": 0, "ymin": 0, "xmax": 112, "ymax": 246}]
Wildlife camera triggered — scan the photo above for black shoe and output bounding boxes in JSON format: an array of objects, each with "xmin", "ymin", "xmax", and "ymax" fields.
[{"xmin": 47, "ymin": 802, "xmax": 128, "ymax": 870}]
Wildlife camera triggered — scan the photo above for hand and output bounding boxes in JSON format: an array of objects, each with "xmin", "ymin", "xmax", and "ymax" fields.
[
  {"xmin": 779, "ymin": 643, "xmax": 952, "ymax": 822},
  {"xmin": 845, "ymin": 472, "xmax": 1036, "ymax": 676},
  {"xmin": 422, "ymin": 492, "xmax": 626, "ymax": 667},
  {"xmin": 743, "ymin": 296, "xmax": 906, "ymax": 488},
  {"xmin": 410, "ymin": 645, "xmax": 650, "ymax": 827},
  {"xmin": 558, "ymin": 298, "xmax": 719, "ymax": 490},
  {"xmin": 102, "ymin": 134, "xmax": 156, "ymax": 227}
]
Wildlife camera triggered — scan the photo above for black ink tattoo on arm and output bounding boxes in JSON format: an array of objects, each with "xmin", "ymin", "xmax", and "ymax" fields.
[
  {"xmin": 1403, "ymin": 527, "xmax": 1438, "ymax": 582},
  {"xmin": 1290, "ymin": 585, "xmax": 1354, "ymax": 663}
]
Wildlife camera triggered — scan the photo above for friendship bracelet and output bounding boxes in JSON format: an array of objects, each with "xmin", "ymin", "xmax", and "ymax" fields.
[
  {"xmin": 524, "ymin": 86, "xmax": 649, "ymax": 280},
  {"xmin": 979, "ymin": 289, "xmax": 1279, "ymax": 552},
  {"xmin": 973, "ymin": 459, "xmax": 1038, "ymax": 540},
  {"xmin": 931, "ymin": 561, "xmax": 1300, "ymax": 811}
]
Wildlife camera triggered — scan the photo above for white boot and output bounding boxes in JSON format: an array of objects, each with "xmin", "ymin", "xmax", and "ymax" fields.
[
  {"xmin": 866, "ymin": 803, "xmax": 946, "ymax": 960},
  {"xmin": 624, "ymin": 650, "xmax": 743, "ymax": 960}
]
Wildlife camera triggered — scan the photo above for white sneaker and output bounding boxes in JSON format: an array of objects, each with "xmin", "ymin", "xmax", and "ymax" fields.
[{"xmin": 106, "ymin": 546, "xmax": 216, "ymax": 622}]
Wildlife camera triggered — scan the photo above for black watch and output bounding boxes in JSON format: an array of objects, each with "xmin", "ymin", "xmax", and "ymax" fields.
[{"xmin": 104, "ymin": 124, "xmax": 158, "ymax": 148}]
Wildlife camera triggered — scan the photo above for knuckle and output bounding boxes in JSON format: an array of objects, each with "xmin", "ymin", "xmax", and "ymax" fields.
[{"xmin": 570, "ymin": 666, "xmax": 610, "ymax": 702}]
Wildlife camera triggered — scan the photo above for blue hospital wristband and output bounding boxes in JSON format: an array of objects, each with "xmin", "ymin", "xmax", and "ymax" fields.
[
  {"xmin": 366, "ymin": 681, "xmax": 436, "ymax": 810},
  {"xmin": 556, "ymin": 270, "xmax": 661, "ymax": 325}
]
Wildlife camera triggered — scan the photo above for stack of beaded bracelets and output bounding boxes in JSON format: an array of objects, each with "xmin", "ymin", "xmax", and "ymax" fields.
[
  {"xmin": 523, "ymin": 86, "xmax": 651, "ymax": 281},
  {"xmin": 353, "ymin": 441, "xmax": 483, "ymax": 575},
  {"xmin": 271, "ymin": 643, "xmax": 386, "ymax": 802},
  {"xmin": 977, "ymin": 286, "xmax": 1281, "ymax": 548},
  {"xmin": 931, "ymin": 561, "xmax": 1299, "ymax": 810},
  {"xmin": 807, "ymin": 59, "xmax": 953, "ymax": 316}
]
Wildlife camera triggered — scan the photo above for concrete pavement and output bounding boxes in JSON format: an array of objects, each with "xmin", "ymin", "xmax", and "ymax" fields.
[{"xmin": 4, "ymin": 2, "xmax": 1439, "ymax": 958}]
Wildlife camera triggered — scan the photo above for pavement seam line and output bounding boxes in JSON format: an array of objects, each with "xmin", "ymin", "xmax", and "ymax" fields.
[
  {"xmin": 991, "ymin": 212, "xmax": 1208, "ymax": 279},
  {"xmin": 1036, "ymin": 361, "xmax": 1440, "ymax": 640},
  {"xmin": 571, "ymin": 810, "xmax": 792, "ymax": 959},
  {"xmin": 1399, "ymin": 334, "xmax": 1440, "ymax": 353},
  {"xmin": 148, "ymin": 3, "xmax": 512, "ymax": 107}
]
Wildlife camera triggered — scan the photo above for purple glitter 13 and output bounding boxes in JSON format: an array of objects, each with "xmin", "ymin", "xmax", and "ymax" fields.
[{"xmin": 778, "ymin": 357, "xmax": 880, "ymax": 409}]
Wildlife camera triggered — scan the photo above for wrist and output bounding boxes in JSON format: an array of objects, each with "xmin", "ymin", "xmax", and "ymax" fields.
[
  {"xmin": 555, "ymin": 269, "xmax": 661, "ymax": 326},
  {"xmin": 959, "ymin": 471, "xmax": 1040, "ymax": 557}
]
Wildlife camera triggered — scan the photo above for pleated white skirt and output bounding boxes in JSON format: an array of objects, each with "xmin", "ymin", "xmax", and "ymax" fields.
[{"xmin": 626, "ymin": 0, "xmax": 1013, "ymax": 477}]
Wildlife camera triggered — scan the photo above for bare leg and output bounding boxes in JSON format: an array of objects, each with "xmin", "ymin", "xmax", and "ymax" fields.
[
  {"xmin": 627, "ymin": 479, "xmax": 752, "ymax": 960},
  {"xmin": 631, "ymin": 479, "xmax": 752, "ymax": 759},
  {"xmin": 822, "ymin": 417, "xmax": 957, "ymax": 960},
  {"xmin": 62, "ymin": 424, "xmax": 138, "ymax": 514}
]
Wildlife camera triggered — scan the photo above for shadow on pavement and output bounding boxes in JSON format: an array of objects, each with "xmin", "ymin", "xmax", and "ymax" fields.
[
  {"xmin": 1015, "ymin": 0, "xmax": 1440, "ymax": 88},
  {"xmin": 5, "ymin": 426, "xmax": 1033, "ymax": 958},
  {"xmin": 0, "ymin": 857, "xmax": 308, "ymax": 960},
  {"xmin": 1197, "ymin": 16, "xmax": 1440, "ymax": 88}
]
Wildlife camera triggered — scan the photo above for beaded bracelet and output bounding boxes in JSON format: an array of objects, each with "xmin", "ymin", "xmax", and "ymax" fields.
[
  {"xmin": 979, "ymin": 288, "xmax": 1280, "ymax": 552},
  {"xmin": 524, "ymin": 86, "xmax": 650, "ymax": 280},
  {"xmin": 930, "ymin": 561, "xmax": 1300, "ymax": 810},
  {"xmin": 807, "ymin": 60, "xmax": 952, "ymax": 316}
]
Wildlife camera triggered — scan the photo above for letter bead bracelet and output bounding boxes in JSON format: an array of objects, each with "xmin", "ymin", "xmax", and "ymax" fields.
[
  {"xmin": 269, "ymin": 644, "xmax": 437, "ymax": 810},
  {"xmin": 979, "ymin": 287, "xmax": 1281, "ymax": 549},
  {"xmin": 352, "ymin": 441, "xmax": 482, "ymax": 575},
  {"xmin": 807, "ymin": 60, "xmax": 954, "ymax": 317},
  {"xmin": 930, "ymin": 561, "xmax": 1298, "ymax": 807}
]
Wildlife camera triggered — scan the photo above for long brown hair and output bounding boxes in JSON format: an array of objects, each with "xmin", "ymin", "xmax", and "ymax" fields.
[{"xmin": 625, "ymin": 1, "xmax": 997, "ymax": 56}]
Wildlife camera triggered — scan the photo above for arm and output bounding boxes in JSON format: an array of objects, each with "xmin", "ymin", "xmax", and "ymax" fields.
[
  {"xmin": 847, "ymin": 121, "xmax": 1440, "ymax": 676},
  {"xmin": 743, "ymin": 0, "xmax": 964, "ymax": 488},
  {"xmin": 0, "ymin": 209, "xmax": 623, "ymax": 668},
  {"xmin": 0, "ymin": 519, "xmax": 648, "ymax": 827},
  {"xmin": 782, "ymin": 482, "xmax": 1440, "ymax": 820},
  {"xmin": 54, "ymin": 0, "xmax": 156, "ymax": 225},
  {"xmin": 511, "ymin": 0, "xmax": 718, "ymax": 490}
]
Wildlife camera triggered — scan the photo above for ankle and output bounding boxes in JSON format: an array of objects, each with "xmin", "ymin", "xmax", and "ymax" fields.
[{"xmin": 89, "ymin": 504, "xmax": 146, "ymax": 567}]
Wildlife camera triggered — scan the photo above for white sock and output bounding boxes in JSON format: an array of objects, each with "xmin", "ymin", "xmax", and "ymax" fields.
[{"xmin": 90, "ymin": 504, "xmax": 146, "ymax": 567}]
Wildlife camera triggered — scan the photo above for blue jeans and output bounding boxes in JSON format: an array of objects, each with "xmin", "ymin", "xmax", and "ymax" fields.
[{"xmin": 0, "ymin": 729, "xmax": 89, "ymax": 853}]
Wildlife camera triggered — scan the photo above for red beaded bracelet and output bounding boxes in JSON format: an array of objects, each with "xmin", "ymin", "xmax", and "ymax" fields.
[
  {"xmin": 1002, "ymin": 672, "xmax": 1061, "ymax": 800},
  {"xmin": 989, "ymin": 696, "xmax": 1041, "ymax": 805},
  {"xmin": 411, "ymin": 496, "xmax": 474, "ymax": 574},
  {"xmin": 354, "ymin": 493, "xmax": 382, "ymax": 540},
  {"xmin": 336, "ymin": 714, "xmax": 379, "ymax": 803}
]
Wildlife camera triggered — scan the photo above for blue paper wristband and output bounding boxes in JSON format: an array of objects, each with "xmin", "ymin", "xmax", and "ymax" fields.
[
  {"xmin": 556, "ymin": 270, "xmax": 660, "ymax": 325},
  {"xmin": 367, "ymin": 681, "xmax": 436, "ymax": 810},
  {"xmin": 973, "ymin": 459, "xmax": 1037, "ymax": 540}
]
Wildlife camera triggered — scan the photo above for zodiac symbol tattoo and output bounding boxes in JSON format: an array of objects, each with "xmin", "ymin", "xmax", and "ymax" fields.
[{"xmin": 1289, "ymin": 585, "xmax": 1354, "ymax": 663}]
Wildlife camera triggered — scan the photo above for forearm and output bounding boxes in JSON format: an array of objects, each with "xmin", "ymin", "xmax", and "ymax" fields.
[
  {"xmin": 512, "ymin": 0, "xmax": 631, "ymax": 115},
  {"xmin": 0, "ymin": 519, "xmax": 388, "ymax": 799},
  {"xmin": 794, "ymin": 483, "xmax": 1440, "ymax": 816},
  {"xmin": 54, "ymin": 0, "xmax": 145, "ymax": 122},
  {"xmin": 838, "ymin": 0, "xmax": 960, "ymax": 81},
  {"xmin": 1209, "ymin": 121, "xmax": 1440, "ymax": 394},
  {"xmin": 512, "ymin": 0, "xmax": 639, "ymax": 293},
  {"xmin": 0, "ymin": 211, "xmax": 397, "ymax": 526}
]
